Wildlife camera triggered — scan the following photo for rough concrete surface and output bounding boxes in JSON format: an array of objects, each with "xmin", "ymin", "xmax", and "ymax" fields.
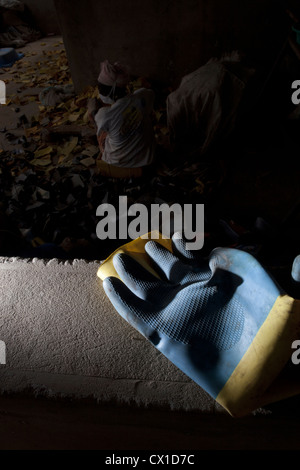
[{"xmin": 0, "ymin": 255, "xmax": 217, "ymax": 412}]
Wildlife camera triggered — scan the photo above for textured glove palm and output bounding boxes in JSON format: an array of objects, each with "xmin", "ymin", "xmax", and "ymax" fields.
[{"xmin": 102, "ymin": 234, "xmax": 300, "ymax": 416}]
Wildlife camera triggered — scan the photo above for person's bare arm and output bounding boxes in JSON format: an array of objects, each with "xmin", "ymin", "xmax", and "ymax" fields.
[{"xmin": 87, "ymin": 98, "xmax": 102, "ymax": 127}]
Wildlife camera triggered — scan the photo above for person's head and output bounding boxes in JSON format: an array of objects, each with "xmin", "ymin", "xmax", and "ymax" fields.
[{"xmin": 98, "ymin": 59, "xmax": 130, "ymax": 104}]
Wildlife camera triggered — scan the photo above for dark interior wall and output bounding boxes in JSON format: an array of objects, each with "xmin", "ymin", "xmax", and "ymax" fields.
[
  {"xmin": 54, "ymin": 0, "xmax": 289, "ymax": 92},
  {"xmin": 24, "ymin": 0, "xmax": 60, "ymax": 35}
]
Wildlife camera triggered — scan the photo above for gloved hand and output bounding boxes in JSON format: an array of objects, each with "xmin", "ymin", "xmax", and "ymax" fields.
[
  {"xmin": 292, "ymin": 255, "xmax": 300, "ymax": 283},
  {"xmin": 100, "ymin": 233, "xmax": 300, "ymax": 417}
]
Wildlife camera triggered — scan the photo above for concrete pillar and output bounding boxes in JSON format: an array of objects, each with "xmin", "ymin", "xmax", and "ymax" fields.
[
  {"xmin": 24, "ymin": 0, "xmax": 61, "ymax": 35},
  {"xmin": 53, "ymin": 0, "xmax": 278, "ymax": 92}
]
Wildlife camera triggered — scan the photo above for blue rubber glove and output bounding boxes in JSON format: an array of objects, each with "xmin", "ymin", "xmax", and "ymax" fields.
[
  {"xmin": 292, "ymin": 255, "xmax": 300, "ymax": 283},
  {"xmin": 102, "ymin": 234, "xmax": 300, "ymax": 416}
]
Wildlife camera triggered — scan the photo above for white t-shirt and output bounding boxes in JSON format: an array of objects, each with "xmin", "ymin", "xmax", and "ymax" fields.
[{"xmin": 94, "ymin": 88, "xmax": 155, "ymax": 168}]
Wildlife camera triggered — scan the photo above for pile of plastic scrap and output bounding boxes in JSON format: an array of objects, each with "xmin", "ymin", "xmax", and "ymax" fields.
[
  {"xmin": 0, "ymin": 0, "xmax": 41, "ymax": 48},
  {"xmin": 2, "ymin": 42, "xmax": 72, "ymax": 90},
  {"xmin": 0, "ymin": 41, "xmax": 230, "ymax": 259},
  {"xmin": 0, "ymin": 43, "xmax": 108, "ymax": 256}
]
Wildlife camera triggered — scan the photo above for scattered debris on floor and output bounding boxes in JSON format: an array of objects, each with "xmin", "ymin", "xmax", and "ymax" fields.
[
  {"xmin": 0, "ymin": 37, "xmax": 229, "ymax": 261},
  {"xmin": 0, "ymin": 35, "xmax": 299, "ymax": 299},
  {"xmin": 0, "ymin": 0, "xmax": 41, "ymax": 48}
]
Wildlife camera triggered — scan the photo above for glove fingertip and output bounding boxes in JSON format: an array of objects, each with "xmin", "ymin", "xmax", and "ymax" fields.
[
  {"xmin": 103, "ymin": 276, "xmax": 121, "ymax": 297},
  {"xmin": 112, "ymin": 251, "xmax": 124, "ymax": 272}
]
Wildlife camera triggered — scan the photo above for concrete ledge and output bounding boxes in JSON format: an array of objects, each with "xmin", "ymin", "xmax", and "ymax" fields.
[{"xmin": 0, "ymin": 256, "xmax": 220, "ymax": 413}]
